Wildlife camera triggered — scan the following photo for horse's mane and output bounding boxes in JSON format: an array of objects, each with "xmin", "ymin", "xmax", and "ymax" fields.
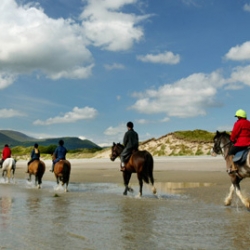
[
  {"xmin": 117, "ymin": 143, "xmax": 124, "ymax": 149},
  {"xmin": 215, "ymin": 131, "xmax": 230, "ymax": 139}
]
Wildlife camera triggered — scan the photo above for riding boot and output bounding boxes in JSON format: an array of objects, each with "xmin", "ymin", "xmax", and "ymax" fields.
[
  {"xmin": 120, "ymin": 162, "xmax": 125, "ymax": 172},
  {"xmin": 50, "ymin": 163, "xmax": 54, "ymax": 172},
  {"xmin": 228, "ymin": 155, "xmax": 237, "ymax": 174}
]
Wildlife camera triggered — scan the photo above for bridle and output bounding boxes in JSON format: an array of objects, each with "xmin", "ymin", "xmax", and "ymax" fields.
[
  {"xmin": 214, "ymin": 136, "xmax": 232, "ymax": 158},
  {"xmin": 110, "ymin": 144, "xmax": 124, "ymax": 160}
]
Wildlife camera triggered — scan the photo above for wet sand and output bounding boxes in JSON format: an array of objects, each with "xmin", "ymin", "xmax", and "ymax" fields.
[
  {"xmin": 2, "ymin": 156, "xmax": 250, "ymax": 250},
  {"xmin": 13, "ymin": 155, "xmax": 250, "ymax": 207}
]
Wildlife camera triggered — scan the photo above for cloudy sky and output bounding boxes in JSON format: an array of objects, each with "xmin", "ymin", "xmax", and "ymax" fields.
[{"xmin": 1, "ymin": 0, "xmax": 250, "ymax": 146}]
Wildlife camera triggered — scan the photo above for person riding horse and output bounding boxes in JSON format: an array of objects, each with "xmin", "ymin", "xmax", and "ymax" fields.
[
  {"xmin": 120, "ymin": 121, "xmax": 139, "ymax": 171},
  {"xmin": 1, "ymin": 144, "xmax": 11, "ymax": 167},
  {"xmin": 26, "ymin": 143, "xmax": 40, "ymax": 173},
  {"xmin": 228, "ymin": 109, "xmax": 250, "ymax": 174},
  {"xmin": 50, "ymin": 139, "xmax": 67, "ymax": 172}
]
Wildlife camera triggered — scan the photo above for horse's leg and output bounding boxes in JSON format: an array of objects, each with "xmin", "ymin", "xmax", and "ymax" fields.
[
  {"xmin": 224, "ymin": 184, "xmax": 234, "ymax": 206},
  {"xmin": 149, "ymin": 172, "xmax": 157, "ymax": 195},
  {"xmin": 7, "ymin": 168, "xmax": 11, "ymax": 183},
  {"xmin": 36, "ymin": 175, "xmax": 42, "ymax": 189},
  {"xmin": 137, "ymin": 175, "xmax": 143, "ymax": 197},
  {"xmin": 65, "ymin": 182, "xmax": 69, "ymax": 192},
  {"xmin": 123, "ymin": 172, "xmax": 132, "ymax": 195},
  {"xmin": 12, "ymin": 167, "xmax": 15, "ymax": 182},
  {"xmin": 233, "ymin": 177, "xmax": 250, "ymax": 208}
]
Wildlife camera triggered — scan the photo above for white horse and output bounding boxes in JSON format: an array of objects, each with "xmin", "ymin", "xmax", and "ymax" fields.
[{"xmin": 0, "ymin": 158, "xmax": 16, "ymax": 183}]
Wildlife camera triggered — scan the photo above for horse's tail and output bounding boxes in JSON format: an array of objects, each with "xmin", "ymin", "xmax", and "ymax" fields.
[
  {"xmin": 37, "ymin": 161, "xmax": 45, "ymax": 185},
  {"xmin": 62, "ymin": 161, "xmax": 71, "ymax": 184},
  {"xmin": 142, "ymin": 151, "xmax": 154, "ymax": 184}
]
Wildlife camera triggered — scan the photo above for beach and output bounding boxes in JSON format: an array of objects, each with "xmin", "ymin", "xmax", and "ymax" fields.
[{"xmin": 1, "ymin": 156, "xmax": 250, "ymax": 250}]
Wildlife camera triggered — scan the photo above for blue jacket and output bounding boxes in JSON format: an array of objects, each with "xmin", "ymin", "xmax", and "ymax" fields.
[
  {"xmin": 31, "ymin": 149, "xmax": 40, "ymax": 160},
  {"xmin": 53, "ymin": 145, "xmax": 67, "ymax": 163}
]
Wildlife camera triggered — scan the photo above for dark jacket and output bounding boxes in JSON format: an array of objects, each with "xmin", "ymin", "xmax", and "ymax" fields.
[
  {"xmin": 53, "ymin": 145, "xmax": 67, "ymax": 163},
  {"xmin": 123, "ymin": 129, "xmax": 139, "ymax": 150},
  {"xmin": 121, "ymin": 129, "xmax": 139, "ymax": 162},
  {"xmin": 31, "ymin": 148, "xmax": 40, "ymax": 160}
]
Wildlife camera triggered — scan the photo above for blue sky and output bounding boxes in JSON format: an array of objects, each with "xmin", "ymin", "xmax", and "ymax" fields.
[{"xmin": 1, "ymin": 0, "xmax": 250, "ymax": 146}]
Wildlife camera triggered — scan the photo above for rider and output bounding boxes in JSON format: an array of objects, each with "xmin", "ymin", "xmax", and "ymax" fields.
[
  {"xmin": 228, "ymin": 109, "xmax": 250, "ymax": 174},
  {"xmin": 26, "ymin": 143, "xmax": 40, "ymax": 173},
  {"xmin": 120, "ymin": 121, "xmax": 139, "ymax": 171},
  {"xmin": 1, "ymin": 144, "xmax": 11, "ymax": 166},
  {"xmin": 50, "ymin": 139, "xmax": 67, "ymax": 172}
]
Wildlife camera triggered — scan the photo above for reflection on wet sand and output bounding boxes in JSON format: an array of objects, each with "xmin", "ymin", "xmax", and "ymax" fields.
[
  {"xmin": 153, "ymin": 181, "xmax": 215, "ymax": 194},
  {"xmin": 0, "ymin": 178, "xmax": 248, "ymax": 250},
  {"xmin": 0, "ymin": 196, "xmax": 12, "ymax": 229}
]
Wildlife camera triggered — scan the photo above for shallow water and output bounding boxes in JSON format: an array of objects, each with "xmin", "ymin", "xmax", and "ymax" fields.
[{"xmin": 0, "ymin": 179, "xmax": 250, "ymax": 250}]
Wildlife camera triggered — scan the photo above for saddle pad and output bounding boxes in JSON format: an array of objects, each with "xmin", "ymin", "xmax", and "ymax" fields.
[{"xmin": 233, "ymin": 149, "xmax": 249, "ymax": 164}]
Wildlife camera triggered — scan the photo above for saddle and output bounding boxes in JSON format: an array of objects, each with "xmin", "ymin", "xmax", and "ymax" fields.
[
  {"xmin": 233, "ymin": 148, "xmax": 250, "ymax": 165},
  {"xmin": 123, "ymin": 149, "xmax": 138, "ymax": 163}
]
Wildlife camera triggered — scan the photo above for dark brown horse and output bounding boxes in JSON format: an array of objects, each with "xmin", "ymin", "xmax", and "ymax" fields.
[
  {"xmin": 211, "ymin": 131, "xmax": 250, "ymax": 208},
  {"xmin": 53, "ymin": 157, "xmax": 71, "ymax": 192},
  {"xmin": 27, "ymin": 159, "xmax": 46, "ymax": 189},
  {"xmin": 110, "ymin": 142, "xmax": 157, "ymax": 197}
]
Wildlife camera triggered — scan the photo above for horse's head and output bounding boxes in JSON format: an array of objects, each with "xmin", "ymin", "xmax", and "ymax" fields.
[
  {"xmin": 211, "ymin": 130, "xmax": 231, "ymax": 156},
  {"xmin": 110, "ymin": 142, "xmax": 124, "ymax": 161}
]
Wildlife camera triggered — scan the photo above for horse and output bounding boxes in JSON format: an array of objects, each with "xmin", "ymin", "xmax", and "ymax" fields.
[
  {"xmin": 211, "ymin": 130, "xmax": 250, "ymax": 209},
  {"xmin": 27, "ymin": 159, "xmax": 46, "ymax": 189},
  {"xmin": 110, "ymin": 142, "xmax": 157, "ymax": 197},
  {"xmin": 52, "ymin": 157, "xmax": 71, "ymax": 192},
  {"xmin": 0, "ymin": 158, "xmax": 16, "ymax": 183}
]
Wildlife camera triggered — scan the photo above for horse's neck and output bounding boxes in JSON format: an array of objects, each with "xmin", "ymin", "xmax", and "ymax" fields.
[{"xmin": 221, "ymin": 138, "xmax": 231, "ymax": 158}]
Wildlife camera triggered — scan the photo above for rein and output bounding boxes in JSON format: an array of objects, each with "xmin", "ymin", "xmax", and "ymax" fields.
[{"xmin": 218, "ymin": 139, "xmax": 232, "ymax": 158}]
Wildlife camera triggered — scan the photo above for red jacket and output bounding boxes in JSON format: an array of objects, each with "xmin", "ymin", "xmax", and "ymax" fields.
[
  {"xmin": 2, "ymin": 146, "xmax": 11, "ymax": 160},
  {"xmin": 230, "ymin": 118, "xmax": 250, "ymax": 146}
]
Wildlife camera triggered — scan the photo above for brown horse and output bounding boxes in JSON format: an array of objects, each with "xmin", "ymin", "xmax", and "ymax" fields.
[
  {"xmin": 27, "ymin": 159, "xmax": 46, "ymax": 189},
  {"xmin": 53, "ymin": 157, "xmax": 71, "ymax": 192},
  {"xmin": 211, "ymin": 131, "xmax": 250, "ymax": 209},
  {"xmin": 110, "ymin": 142, "xmax": 157, "ymax": 197}
]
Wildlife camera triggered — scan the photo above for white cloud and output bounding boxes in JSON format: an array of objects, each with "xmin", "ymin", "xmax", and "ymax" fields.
[
  {"xmin": 243, "ymin": 3, "xmax": 250, "ymax": 12},
  {"xmin": 79, "ymin": 136, "xmax": 87, "ymax": 140},
  {"xmin": 0, "ymin": 0, "xmax": 151, "ymax": 84},
  {"xmin": 104, "ymin": 123, "xmax": 126, "ymax": 136},
  {"xmin": 0, "ymin": 73, "xmax": 17, "ymax": 89},
  {"xmin": 0, "ymin": 0, "xmax": 93, "ymax": 81},
  {"xmin": 225, "ymin": 41, "xmax": 250, "ymax": 61},
  {"xmin": 0, "ymin": 108, "xmax": 26, "ymax": 118},
  {"xmin": 229, "ymin": 65, "xmax": 250, "ymax": 86},
  {"xmin": 137, "ymin": 51, "xmax": 180, "ymax": 64},
  {"xmin": 33, "ymin": 106, "xmax": 98, "ymax": 125},
  {"xmin": 104, "ymin": 63, "xmax": 125, "ymax": 70},
  {"xmin": 160, "ymin": 117, "xmax": 170, "ymax": 122},
  {"xmin": 130, "ymin": 71, "xmax": 225, "ymax": 118},
  {"xmin": 136, "ymin": 119, "xmax": 149, "ymax": 124},
  {"xmin": 80, "ymin": 0, "xmax": 152, "ymax": 51}
]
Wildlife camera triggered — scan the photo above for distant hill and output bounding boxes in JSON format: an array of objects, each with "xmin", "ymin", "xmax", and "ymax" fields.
[
  {"xmin": 94, "ymin": 129, "xmax": 216, "ymax": 158},
  {"xmin": 0, "ymin": 130, "xmax": 101, "ymax": 150}
]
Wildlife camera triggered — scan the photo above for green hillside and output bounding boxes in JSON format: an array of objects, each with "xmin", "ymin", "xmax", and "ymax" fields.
[{"xmin": 0, "ymin": 130, "xmax": 101, "ymax": 150}]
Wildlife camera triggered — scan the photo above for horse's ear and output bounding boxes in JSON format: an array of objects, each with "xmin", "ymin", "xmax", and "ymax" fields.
[{"xmin": 113, "ymin": 142, "xmax": 115, "ymax": 146}]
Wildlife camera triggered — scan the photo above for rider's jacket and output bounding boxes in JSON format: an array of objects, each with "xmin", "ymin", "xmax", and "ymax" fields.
[
  {"xmin": 31, "ymin": 148, "xmax": 40, "ymax": 160},
  {"xmin": 123, "ymin": 129, "xmax": 139, "ymax": 151},
  {"xmin": 53, "ymin": 145, "xmax": 67, "ymax": 163},
  {"xmin": 230, "ymin": 118, "xmax": 250, "ymax": 147},
  {"xmin": 2, "ymin": 146, "xmax": 11, "ymax": 160}
]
